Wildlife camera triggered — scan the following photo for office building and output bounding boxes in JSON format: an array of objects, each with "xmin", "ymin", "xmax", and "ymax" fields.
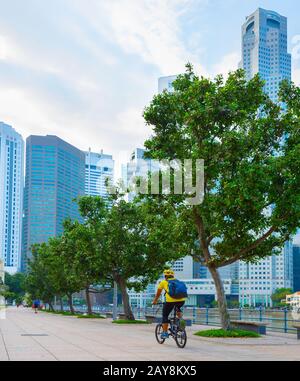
[
  {"xmin": 293, "ymin": 245, "xmax": 300, "ymax": 292},
  {"xmin": 240, "ymin": 8, "xmax": 291, "ymax": 103},
  {"xmin": 85, "ymin": 148, "xmax": 114, "ymax": 199},
  {"xmin": 158, "ymin": 75, "xmax": 177, "ymax": 93},
  {"xmin": 0, "ymin": 122, "xmax": 24, "ymax": 274},
  {"xmin": 22, "ymin": 135, "xmax": 85, "ymax": 270},
  {"xmin": 239, "ymin": 9, "xmax": 293, "ymax": 306}
]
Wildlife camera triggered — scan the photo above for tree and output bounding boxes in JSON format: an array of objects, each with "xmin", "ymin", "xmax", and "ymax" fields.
[
  {"xmin": 77, "ymin": 195, "xmax": 185, "ymax": 320},
  {"xmin": 62, "ymin": 220, "xmax": 106, "ymax": 315},
  {"xmin": 271, "ymin": 288, "xmax": 292, "ymax": 308},
  {"xmin": 25, "ymin": 239, "xmax": 83, "ymax": 313},
  {"xmin": 25, "ymin": 244, "xmax": 57, "ymax": 311},
  {"xmin": 1, "ymin": 272, "xmax": 26, "ymax": 304},
  {"xmin": 143, "ymin": 65, "xmax": 300, "ymax": 329}
]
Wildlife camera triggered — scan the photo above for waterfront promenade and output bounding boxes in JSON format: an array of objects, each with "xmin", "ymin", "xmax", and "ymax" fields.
[{"xmin": 0, "ymin": 307, "xmax": 300, "ymax": 361}]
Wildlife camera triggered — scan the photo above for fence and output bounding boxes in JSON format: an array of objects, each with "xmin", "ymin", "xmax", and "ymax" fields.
[{"xmin": 55, "ymin": 304, "xmax": 300, "ymax": 334}]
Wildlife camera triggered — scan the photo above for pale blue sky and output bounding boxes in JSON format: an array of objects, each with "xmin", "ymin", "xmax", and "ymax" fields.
[{"xmin": 0, "ymin": 0, "xmax": 299, "ymax": 161}]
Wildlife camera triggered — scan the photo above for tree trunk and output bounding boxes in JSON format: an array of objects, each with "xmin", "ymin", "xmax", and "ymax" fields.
[
  {"xmin": 68, "ymin": 294, "xmax": 75, "ymax": 314},
  {"xmin": 208, "ymin": 266, "xmax": 231, "ymax": 330},
  {"xmin": 59, "ymin": 297, "xmax": 64, "ymax": 312},
  {"xmin": 85, "ymin": 287, "xmax": 93, "ymax": 315},
  {"xmin": 48, "ymin": 301, "xmax": 54, "ymax": 312},
  {"xmin": 118, "ymin": 278, "xmax": 135, "ymax": 320}
]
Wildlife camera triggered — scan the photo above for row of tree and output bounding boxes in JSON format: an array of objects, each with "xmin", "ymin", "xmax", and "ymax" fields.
[{"xmin": 25, "ymin": 194, "xmax": 186, "ymax": 319}]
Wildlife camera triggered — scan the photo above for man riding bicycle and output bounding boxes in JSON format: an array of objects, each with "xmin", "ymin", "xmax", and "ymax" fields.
[{"xmin": 152, "ymin": 269, "xmax": 187, "ymax": 339}]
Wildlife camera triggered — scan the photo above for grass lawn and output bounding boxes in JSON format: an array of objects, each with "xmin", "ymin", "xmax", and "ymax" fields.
[
  {"xmin": 194, "ymin": 329, "xmax": 260, "ymax": 338},
  {"xmin": 112, "ymin": 319, "xmax": 149, "ymax": 324},
  {"xmin": 77, "ymin": 314, "xmax": 105, "ymax": 319},
  {"xmin": 42, "ymin": 310, "xmax": 78, "ymax": 316}
]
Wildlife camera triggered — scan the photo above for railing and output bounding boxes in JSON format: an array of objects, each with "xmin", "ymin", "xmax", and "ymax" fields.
[{"xmin": 54, "ymin": 304, "xmax": 300, "ymax": 334}]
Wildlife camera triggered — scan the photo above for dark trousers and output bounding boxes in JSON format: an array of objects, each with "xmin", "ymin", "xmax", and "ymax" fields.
[{"xmin": 162, "ymin": 301, "xmax": 185, "ymax": 324}]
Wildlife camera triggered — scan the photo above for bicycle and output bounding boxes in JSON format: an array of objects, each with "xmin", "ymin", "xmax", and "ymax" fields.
[{"xmin": 154, "ymin": 303, "xmax": 187, "ymax": 349}]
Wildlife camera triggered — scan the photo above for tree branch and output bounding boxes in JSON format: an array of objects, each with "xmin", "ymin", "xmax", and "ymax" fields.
[{"xmin": 217, "ymin": 225, "xmax": 277, "ymax": 268}]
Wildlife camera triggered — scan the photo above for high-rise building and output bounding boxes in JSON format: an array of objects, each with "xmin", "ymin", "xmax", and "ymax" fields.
[
  {"xmin": 122, "ymin": 148, "xmax": 159, "ymax": 201},
  {"xmin": 293, "ymin": 245, "xmax": 300, "ymax": 292},
  {"xmin": 22, "ymin": 135, "xmax": 85, "ymax": 271},
  {"xmin": 240, "ymin": 8, "xmax": 291, "ymax": 103},
  {"xmin": 0, "ymin": 122, "xmax": 24, "ymax": 274},
  {"xmin": 239, "ymin": 8, "xmax": 293, "ymax": 306},
  {"xmin": 158, "ymin": 75, "xmax": 177, "ymax": 93},
  {"xmin": 239, "ymin": 240, "xmax": 293, "ymax": 307},
  {"xmin": 85, "ymin": 149, "xmax": 114, "ymax": 199}
]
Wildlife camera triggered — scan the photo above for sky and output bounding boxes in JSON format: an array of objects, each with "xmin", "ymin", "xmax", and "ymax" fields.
[{"xmin": 0, "ymin": 0, "xmax": 300, "ymax": 171}]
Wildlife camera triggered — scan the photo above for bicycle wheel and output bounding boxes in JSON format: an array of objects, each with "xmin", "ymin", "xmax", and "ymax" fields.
[
  {"xmin": 155, "ymin": 324, "xmax": 165, "ymax": 344},
  {"xmin": 175, "ymin": 328, "xmax": 187, "ymax": 348}
]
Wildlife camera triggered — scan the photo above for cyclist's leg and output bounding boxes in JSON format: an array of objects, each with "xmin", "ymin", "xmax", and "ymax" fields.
[
  {"xmin": 175, "ymin": 301, "xmax": 185, "ymax": 319},
  {"xmin": 162, "ymin": 303, "xmax": 174, "ymax": 332}
]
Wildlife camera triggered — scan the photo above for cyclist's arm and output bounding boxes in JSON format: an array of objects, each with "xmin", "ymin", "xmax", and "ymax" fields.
[{"xmin": 152, "ymin": 288, "xmax": 163, "ymax": 304}]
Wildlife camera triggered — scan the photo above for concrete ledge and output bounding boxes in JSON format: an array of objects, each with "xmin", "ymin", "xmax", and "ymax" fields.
[{"xmin": 230, "ymin": 320, "xmax": 267, "ymax": 335}]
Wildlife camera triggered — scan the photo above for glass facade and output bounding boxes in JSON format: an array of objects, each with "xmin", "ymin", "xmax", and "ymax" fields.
[
  {"xmin": 22, "ymin": 135, "xmax": 85, "ymax": 271},
  {"xmin": 241, "ymin": 8, "xmax": 291, "ymax": 103},
  {"xmin": 85, "ymin": 149, "xmax": 114, "ymax": 199},
  {"xmin": 0, "ymin": 123, "xmax": 24, "ymax": 273}
]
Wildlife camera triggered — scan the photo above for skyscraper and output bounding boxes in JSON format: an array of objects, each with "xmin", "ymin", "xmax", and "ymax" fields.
[
  {"xmin": 293, "ymin": 245, "xmax": 300, "ymax": 292},
  {"xmin": 241, "ymin": 8, "xmax": 291, "ymax": 103},
  {"xmin": 22, "ymin": 135, "xmax": 85, "ymax": 271},
  {"xmin": 85, "ymin": 149, "xmax": 114, "ymax": 199},
  {"xmin": 158, "ymin": 75, "xmax": 177, "ymax": 93},
  {"xmin": 0, "ymin": 122, "xmax": 24, "ymax": 274},
  {"xmin": 239, "ymin": 8, "xmax": 293, "ymax": 306}
]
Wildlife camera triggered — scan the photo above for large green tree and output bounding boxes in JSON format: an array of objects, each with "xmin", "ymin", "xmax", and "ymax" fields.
[
  {"xmin": 25, "ymin": 239, "xmax": 83, "ymax": 313},
  {"xmin": 1, "ymin": 272, "xmax": 26, "ymax": 304},
  {"xmin": 62, "ymin": 219, "xmax": 107, "ymax": 315},
  {"xmin": 77, "ymin": 195, "xmax": 185, "ymax": 320},
  {"xmin": 143, "ymin": 65, "xmax": 300, "ymax": 329}
]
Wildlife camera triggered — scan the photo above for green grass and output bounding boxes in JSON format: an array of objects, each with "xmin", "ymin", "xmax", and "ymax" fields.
[
  {"xmin": 194, "ymin": 329, "xmax": 260, "ymax": 338},
  {"xmin": 112, "ymin": 319, "xmax": 149, "ymax": 324},
  {"xmin": 42, "ymin": 309, "xmax": 78, "ymax": 316},
  {"xmin": 77, "ymin": 314, "xmax": 105, "ymax": 319}
]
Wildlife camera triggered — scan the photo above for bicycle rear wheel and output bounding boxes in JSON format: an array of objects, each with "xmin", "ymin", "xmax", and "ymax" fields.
[
  {"xmin": 155, "ymin": 324, "xmax": 165, "ymax": 344},
  {"xmin": 175, "ymin": 329, "xmax": 187, "ymax": 348}
]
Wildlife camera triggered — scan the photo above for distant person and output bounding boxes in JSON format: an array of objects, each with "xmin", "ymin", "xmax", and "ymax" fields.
[{"xmin": 32, "ymin": 299, "xmax": 40, "ymax": 314}]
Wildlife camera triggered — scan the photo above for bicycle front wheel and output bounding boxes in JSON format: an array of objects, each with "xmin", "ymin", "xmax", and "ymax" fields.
[
  {"xmin": 175, "ymin": 329, "xmax": 187, "ymax": 348},
  {"xmin": 155, "ymin": 324, "xmax": 165, "ymax": 344}
]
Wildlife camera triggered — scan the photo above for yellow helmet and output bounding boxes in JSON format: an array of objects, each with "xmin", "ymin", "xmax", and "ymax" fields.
[{"xmin": 163, "ymin": 269, "xmax": 174, "ymax": 277}]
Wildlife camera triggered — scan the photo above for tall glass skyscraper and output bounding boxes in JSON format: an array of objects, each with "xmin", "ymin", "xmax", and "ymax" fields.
[
  {"xmin": 239, "ymin": 9, "xmax": 293, "ymax": 306},
  {"xmin": 22, "ymin": 135, "xmax": 85, "ymax": 271},
  {"xmin": 85, "ymin": 148, "xmax": 114, "ymax": 199},
  {"xmin": 0, "ymin": 122, "xmax": 24, "ymax": 274},
  {"xmin": 240, "ymin": 8, "xmax": 291, "ymax": 102}
]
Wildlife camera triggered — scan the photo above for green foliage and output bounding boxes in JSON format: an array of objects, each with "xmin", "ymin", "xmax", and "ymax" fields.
[
  {"xmin": 1, "ymin": 272, "xmax": 26, "ymax": 303},
  {"xmin": 271, "ymin": 288, "xmax": 292, "ymax": 307},
  {"xmin": 112, "ymin": 319, "xmax": 149, "ymax": 324},
  {"xmin": 77, "ymin": 314, "xmax": 105, "ymax": 319},
  {"xmin": 143, "ymin": 66, "xmax": 300, "ymax": 267},
  {"xmin": 25, "ymin": 238, "xmax": 83, "ymax": 305},
  {"xmin": 194, "ymin": 329, "xmax": 260, "ymax": 338}
]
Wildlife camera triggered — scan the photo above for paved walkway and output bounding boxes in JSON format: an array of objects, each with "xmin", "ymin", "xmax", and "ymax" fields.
[{"xmin": 0, "ymin": 307, "xmax": 300, "ymax": 361}]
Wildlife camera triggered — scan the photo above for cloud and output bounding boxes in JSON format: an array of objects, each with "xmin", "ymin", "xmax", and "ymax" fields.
[
  {"xmin": 293, "ymin": 68, "xmax": 300, "ymax": 85},
  {"xmin": 99, "ymin": 0, "xmax": 206, "ymax": 75},
  {"xmin": 211, "ymin": 51, "xmax": 240, "ymax": 78},
  {"xmin": 0, "ymin": 0, "xmax": 241, "ymax": 174}
]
